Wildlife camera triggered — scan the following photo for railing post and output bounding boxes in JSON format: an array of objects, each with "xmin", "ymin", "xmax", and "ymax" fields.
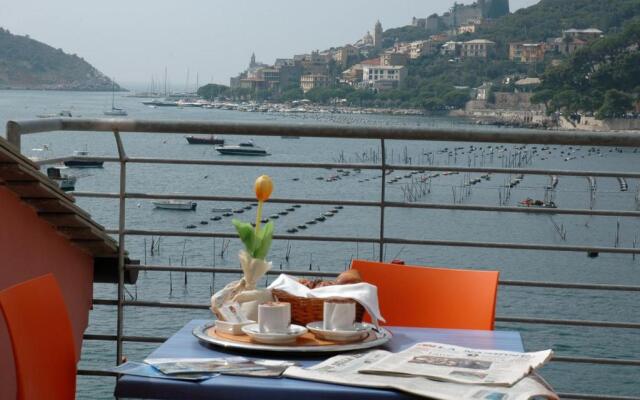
[
  {"xmin": 6, "ymin": 121, "xmax": 21, "ymax": 151},
  {"xmin": 379, "ymin": 138, "xmax": 386, "ymax": 261},
  {"xmin": 113, "ymin": 129, "xmax": 128, "ymax": 365}
]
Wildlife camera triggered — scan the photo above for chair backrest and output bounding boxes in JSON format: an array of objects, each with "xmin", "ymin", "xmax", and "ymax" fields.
[
  {"xmin": 351, "ymin": 260, "xmax": 499, "ymax": 330},
  {"xmin": 0, "ymin": 274, "xmax": 77, "ymax": 400}
]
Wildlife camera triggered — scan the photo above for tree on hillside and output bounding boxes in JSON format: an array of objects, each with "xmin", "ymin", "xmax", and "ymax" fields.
[
  {"xmin": 197, "ymin": 83, "xmax": 229, "ymax": 99},
  {"xmin": 533, "ymin": 17, "xmax": 640, "ymax": 115},
  {"xmin": 476, "ymin": 0, "xmax": 640, "ymax": 49},
  {"xmin": 596, "ymin": 90, "xmax": 634, "ymax": 119}
]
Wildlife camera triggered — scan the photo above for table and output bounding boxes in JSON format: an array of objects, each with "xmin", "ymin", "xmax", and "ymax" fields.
[{"xmin": 115, "ymin": 319, "xmax": 523, "ymax": 400}]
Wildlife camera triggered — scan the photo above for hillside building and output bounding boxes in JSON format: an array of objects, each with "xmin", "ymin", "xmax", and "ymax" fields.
[
  {"xmin": 333, "ymin": 45, "xmax": 359, "ymax": 68},
  {"xmin": 362, "ymin": 64, "xmax": 407, "ymax": 90},
  {"xmin": 381, "ymin": 51, "xmax": 408, "ymax": 66},
  {"xmin": 341, "ymin": 64, "xmax": 366, "ymax": 85},
  {"xmin": 412, "ymin": 17, "xmax": 426, "ymax": 28},
  {"xmin": 300, "ymin": 74, "xmax": 329, "ymax": 93},
  {"xmin": 562, "ymin": 28, "xmax": 604, "ymax": 41},
  {"xmin": 475, "ymin": 82, "xmax": 493, "ymax": 100},
  {"xmin": 422, "ymin": 0, "xmax": 509, "ymax": 33},
  {"xmin": 441, "ymin": 41, "xmax": 463, "ymax": 57},
  {"xmin": 462, "ymin": 39, "xmax": 495, "ymax": 58},
  {"xmin": 299, "ymin": 51, "xmax": 329, "ymax": 75},
  {"xmin": 394, "ymin": 40, "xmax": 437, "ymax": 59},
  {"xmin": 509, "ymin": 43, "xmax": 546, "ymax": 63},
  {"xmin": 374, "ymin": 21, "xmax": 383, "ymax": 50},
  {"xmin": 514, "ymin": 77, "xmax": 542, "ymax": 93},
  {"xmin": 230, "ymin": 52, "xmax": 269, "ymax": 89},
  {"xmin": 458, "ymin": 23, "xmax": 478, "ymax": 34},
  {"xmin": 551, "ymin": 28, "xmax": 604, "ymax": 55}
]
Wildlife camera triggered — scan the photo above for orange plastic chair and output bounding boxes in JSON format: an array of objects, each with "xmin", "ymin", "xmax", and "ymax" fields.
[
  {"xmin": 351, "ymin": 259, "xmax": 499, "ymax": 330},
  {"xmin": 0, "ymin": 274, "xmax": 77, "ymax": 400}
]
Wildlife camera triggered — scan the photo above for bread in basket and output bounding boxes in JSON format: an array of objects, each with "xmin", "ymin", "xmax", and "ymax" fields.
[{"xmin": 271, "ymin": 270, "xmax": 365, "ymax": 326}]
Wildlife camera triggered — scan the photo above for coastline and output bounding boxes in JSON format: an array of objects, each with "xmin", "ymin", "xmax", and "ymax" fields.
[{"xmin": 0, "ymin": 87, "xmax": 128, "ymax": 92}]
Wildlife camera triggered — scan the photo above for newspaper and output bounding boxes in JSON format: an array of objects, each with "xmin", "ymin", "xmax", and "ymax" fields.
[
  {"xmin": 108, "ymin": 361, "xmax": 213, "ymax": 381},
  {"xmin": 145, "ymin": 357, "xmax": 295, "ymax": 378},
  {"xmin": 284, "ymin": 350, "xmax": 558, "ymax": 400},
  {"xmin": 360, "ymin": 343, "xmax": 553, "ymax": 386}
]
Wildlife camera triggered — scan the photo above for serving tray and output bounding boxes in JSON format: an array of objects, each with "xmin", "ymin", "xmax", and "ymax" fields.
[{"xmin": 193, "ymin": 321, "xmax": 392, "ymax": 353}]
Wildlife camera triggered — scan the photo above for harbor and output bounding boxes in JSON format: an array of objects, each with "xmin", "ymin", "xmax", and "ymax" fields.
[{"xmin": 1, "ymin": 90, "xmax": 640, "ymax": 399}]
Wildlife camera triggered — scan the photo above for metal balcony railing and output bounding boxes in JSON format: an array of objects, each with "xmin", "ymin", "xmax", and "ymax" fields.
[{"xmin": 6, "ymin": 118, "xmax": 640, "ymax": 400}]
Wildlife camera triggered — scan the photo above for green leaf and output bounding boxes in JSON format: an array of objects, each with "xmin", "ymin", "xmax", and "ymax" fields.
[
  {"xmin": 232, "ymin": 219, "xmax": 256, "ymax": 254},
  {"xmin": 253, "ymin": 221, "xmax": 274, "ymax": 260}
]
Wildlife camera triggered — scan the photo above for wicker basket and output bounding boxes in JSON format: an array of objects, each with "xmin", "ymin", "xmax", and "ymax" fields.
[{"xmin": 272, "ymin": 289, "xmax": 365, "ymax": 326}]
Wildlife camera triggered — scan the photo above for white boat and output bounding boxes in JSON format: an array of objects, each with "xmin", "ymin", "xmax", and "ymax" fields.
[
  {"xmin": 46, "ymin": 166, "xmax": 76, "ymax": 191},
  {"xmin": 153, "ymin": 200, "xmax": 197, "ymax": 211},
  {"xmin": 104, "ymin": 80, "xmax": 127, "ymax": 116},
  {"xmin": 215, "ymin": 140, "xmax": 269, "ymax": 156},
  {"xmin": 64, "ymin": 147, "xmax": 104, "ymax": 168},
  {"xmin": 142, "ymin": 99, "xmax": 179, "ymax": 107},
  {"xmin": 104, "ymin": 108, "xmax": 127, "ymax": 116}
]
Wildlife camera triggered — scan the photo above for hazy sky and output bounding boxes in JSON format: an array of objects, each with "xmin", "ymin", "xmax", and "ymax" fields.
[{"xmin": 0, "ymin": 0, "xmax": 539, "ymax": 90}]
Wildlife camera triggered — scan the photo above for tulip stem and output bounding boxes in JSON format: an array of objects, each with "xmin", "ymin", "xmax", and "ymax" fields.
[{"xmin": 255, "ymin": 201, "xmax": 263, "ymax": 233}]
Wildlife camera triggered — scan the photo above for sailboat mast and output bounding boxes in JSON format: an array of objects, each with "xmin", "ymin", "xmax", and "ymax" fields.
[{"xmin": 164, "ymin": 67, "xmax": 168, "ymax": 97}]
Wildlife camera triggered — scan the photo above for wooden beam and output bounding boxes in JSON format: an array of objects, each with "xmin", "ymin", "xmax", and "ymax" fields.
[
  {"xmin": 72, "ymin": 240, "xmax": 118, "ymax": 257},
  {"xmin": 5, "ymin": 181, "xmax": 57, "ymax": 198},
  {"xmin": 57, "ymin": 226, "xmax": 98, "ymax": 240},
  {"xmin": 0, "ymin": 163, "xmax": 34, "ymax": 181},
  {"xmin": 37, "ymin": 212, "xmax": 87, "ymax": 228},
  {"xmin": 22, "ymin": 197, "xmax": 90, "ymax": 218}
]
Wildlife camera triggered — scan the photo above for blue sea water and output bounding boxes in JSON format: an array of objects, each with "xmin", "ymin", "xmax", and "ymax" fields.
[{"xmin": 1, "ymin": 90, "xmax": 639, "ymax": 399}]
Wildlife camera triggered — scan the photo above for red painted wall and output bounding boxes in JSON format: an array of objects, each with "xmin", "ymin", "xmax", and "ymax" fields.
[{"xmin": 0, "ymin": 186, "xmax": 94, "ymax": 399}]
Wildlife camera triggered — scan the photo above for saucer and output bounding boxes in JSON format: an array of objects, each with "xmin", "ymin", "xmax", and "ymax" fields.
[
  {"xmin": 241, "ymin": 324, "xmax": 308, "ymax": 345},
  {"xmin": 215, "ymin": 319, "xmax": 254, "ymax": 336},
  {"xmin": 306, "ymin": 321, "xmax": 372, "ymax": 342}
]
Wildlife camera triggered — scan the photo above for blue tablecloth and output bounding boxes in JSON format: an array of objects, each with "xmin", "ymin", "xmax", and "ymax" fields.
[{"xmin": 115, "ymin": 319, "xmax": 523, "ymax": 400}]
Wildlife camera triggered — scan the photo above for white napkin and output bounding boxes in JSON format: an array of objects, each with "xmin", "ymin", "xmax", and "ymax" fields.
[{"xmin": 268, "ymin": 274, "xmax": 386, "ymax": 325}]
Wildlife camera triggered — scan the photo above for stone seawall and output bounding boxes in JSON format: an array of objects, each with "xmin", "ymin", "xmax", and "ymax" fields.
[
  {"xmin": 463, "ymin": 93, "xmax": 554, "ymax": 128},
  {"xmin": 561, "ymin": 116, "xmax": 640, "ymax": 131}
]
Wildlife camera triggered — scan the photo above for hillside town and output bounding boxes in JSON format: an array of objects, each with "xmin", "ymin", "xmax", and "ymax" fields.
[{"xmin": 221, "ymin": 0, "xmax": 630, "ymax": 129}]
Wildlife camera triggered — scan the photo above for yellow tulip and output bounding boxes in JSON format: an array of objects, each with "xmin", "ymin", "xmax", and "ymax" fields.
[
  {"xmin": 254, "ymin": 175, "xmax": 273, "ymax": 202},
  {"xmin": 254, "ymin": 175, "xmax": 273, "ymax": 232}
]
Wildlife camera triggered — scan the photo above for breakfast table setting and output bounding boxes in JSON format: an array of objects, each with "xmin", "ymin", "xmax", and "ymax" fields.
[{"xmin": 112, "ymin": 175, "xmax": 559, "ymax": 400}]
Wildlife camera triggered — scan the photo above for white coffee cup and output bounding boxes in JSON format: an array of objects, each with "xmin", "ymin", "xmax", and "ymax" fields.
[
  {"xmin": 323, "ymin": 300, "xmax": 356, "ymax": 331},
  {"xmin": 258, "ymin": 302, "xmax": 291, "ymax": 333}
]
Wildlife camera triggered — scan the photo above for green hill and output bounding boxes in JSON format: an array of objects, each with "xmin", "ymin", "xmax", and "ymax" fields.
[
  {"xmin": 532, "ymin": 18, "xmax": 640, "ymax": 117},
  {"xmin": 476, "ymin": 0, "xmax": 640, "ymax": 51},
  {"xmin": 383, "ymin": 0, "xmax": 640, "ymax": 51},
  {"xmin": 0, "ymin": 28, "xmax": 120, "ymax": 91},
  {"xmin": 377, "ymin": 0, "xmax": 640, "ymax": 111}
]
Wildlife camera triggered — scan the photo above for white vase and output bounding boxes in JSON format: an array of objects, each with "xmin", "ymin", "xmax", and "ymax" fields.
[{"xmin": 210, "ymin": 250, "xmax": 273, "ymax": 321}]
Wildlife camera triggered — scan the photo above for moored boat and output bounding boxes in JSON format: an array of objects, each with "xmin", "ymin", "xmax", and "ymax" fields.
[
  {"xmin": 153, "ymin": 200, "xmax": 197, "ymax": 211},
  {"xmin": 185, "ymin": 135, "xmax": 225, "ymax": 145},
  {"xmin": 46, "ymin": 166, "xmax": 77, "ymax": 191},
  {"xmin": 64, "ymin": 149, "xmax": 104, "ymax": 168},
  {"xmin": 104, "ymin": 81, "xmax": 127, "ymax": 116},
  {"xmin": 142, "ymin": 99, "xmax": 179, "ymax": 107},
  {"xmin": 215, "ymin": 140, "xmax": 268, "ymax": 156},
  {"xmin": 104, "ymin": 108, "xmax": 127, "ymax": 116}
]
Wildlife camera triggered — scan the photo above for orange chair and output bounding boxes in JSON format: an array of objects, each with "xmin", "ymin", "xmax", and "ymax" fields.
[
  {"xmin": 351, "ymin": 259, "xmax": 499, "ymax": 330},
  {"xmin": 0, "ymin": 274, "xmax": 77, "ymax": 400}
]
